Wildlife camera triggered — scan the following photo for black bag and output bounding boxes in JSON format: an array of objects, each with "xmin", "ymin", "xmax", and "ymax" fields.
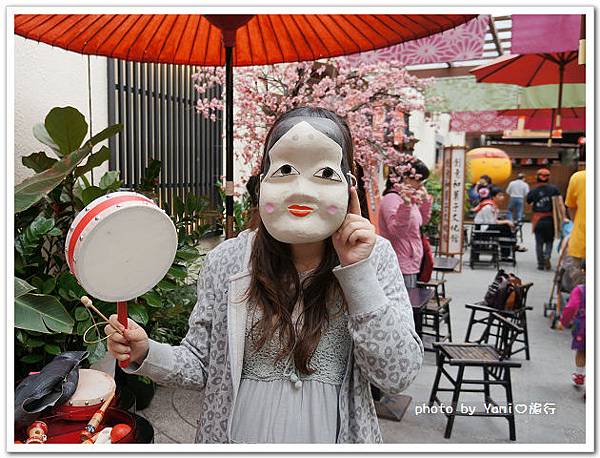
[
  {"xmin": 15, "ymin": 351, "xmax": 88, "ymax": 431},
  {"xmin": 484, "ymin": 270, "xmax": 523, "ymax": 310}
]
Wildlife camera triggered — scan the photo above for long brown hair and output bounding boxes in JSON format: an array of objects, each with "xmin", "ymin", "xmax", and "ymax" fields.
[{"xmin": 246, "ymin": 107, "xmax": 355, "ymax": 374}]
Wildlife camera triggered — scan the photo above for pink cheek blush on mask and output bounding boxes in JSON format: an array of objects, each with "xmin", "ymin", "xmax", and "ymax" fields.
[
  {"xmin": 264, "ymin": 202, "xmax": 276, "ymax": 214},
  {"xmin": 326, "ymin": 205, "xmax": 339, "ymax": 215}
]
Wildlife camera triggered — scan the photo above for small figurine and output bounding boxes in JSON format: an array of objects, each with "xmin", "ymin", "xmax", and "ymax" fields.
[{"xmin": 25, "ymin": 421, "xmax": 48, "ymax": 444}]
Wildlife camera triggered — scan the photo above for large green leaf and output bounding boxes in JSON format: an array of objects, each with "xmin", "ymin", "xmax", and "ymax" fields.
[
  {"xmin": 81, "ymin": 186, "xmax": 105, "ymax": 205},
  {"xmin": 45, "ymin": 106, "xmax": 88, "ymax": 156},
  {"xmin": 57, "ymin": 271, "xmax": 87, "ymax": 300},
  {"xmin": 15, "ymin": 293, "xmax": 74, "ymax": 334},
  {"xmin": 167, "ymin": 265, "xmax": 187, "ymax": 281},
  {"xmin": 86, "ymin": 341, "xmax": 106, "ymax": 365},
  {"xmin": 14, "ymin": 143, "xmax": 93, "ymax": 213},
  {"xmin": 74, "ymin": 146, "xmax": 111, "ymax": 178},
  {"xmin": 44, "ymin": 343, "xmax": 62, "ymax": 355},
  {"xmin": 89, "ymin": 124, "xmax": 123, "ymax": 146},
  {"xmin": 33, "ymin": 123, "xmax": 61, "ymax": 156},
  {"xmin": 173, "ymin": 195, "xmax": 185, "ymax": 220},
  {"xmin": 141, "ymin": 290, "xmax": 162, "ymax": 308},
  {"xmin": 175, "ymin": 245, "xmax": 200, "ymax": 262},
  {"xmin": 128, "ymin": 302, "xmax": 149, "ymax": 325},
  {"xmin": 99, "ymin": 170, "xmax": 121, "ymax": 191},
  {"xmin": 17, "ymin": 215, "xmax": 56, "ymax": 256},
  {"xmin": 21, "ymin": 151, "xmax": 58, "ymax": 173},
  {"xmin": 15, "ymin": 277, "xmax": 36, "ymax": 298}
]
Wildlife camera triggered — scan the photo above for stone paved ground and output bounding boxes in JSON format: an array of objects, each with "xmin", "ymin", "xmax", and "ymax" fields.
[{"xmin": 137, "ymin": 224, "xmax": 586, "ymax": 444}]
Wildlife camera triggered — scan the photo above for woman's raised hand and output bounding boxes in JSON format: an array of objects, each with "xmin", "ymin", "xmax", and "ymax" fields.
[
  {"xmin": 104, "ymin": 316, "xmax": 149, "ymax": 366},
  {"xmin": 332, "ymin": 187, "xmax": 376, "ymax": 267}
]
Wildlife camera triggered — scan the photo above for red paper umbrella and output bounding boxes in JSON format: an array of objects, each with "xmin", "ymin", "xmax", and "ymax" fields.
[
  {"xmin": 471, "ymin": 52, "xmax": 585, "ymax": 141},
  {"xmin": 471, "ymin": 52, "xmax": 585, "ymax": 86},
  {"xmin": 499, "ymin": 106, "xmax": 584, "ymax": 118},
  {"xmin": 14, "ymin": 14, "xmax": 476, "ymax": 66},
  {"xmin": 499, "ymin": 107, "xmax": 585, "ymax": 132},
  {"xmin": 15, "ymin": 13, "xmax": 475, "ymax": 238}
]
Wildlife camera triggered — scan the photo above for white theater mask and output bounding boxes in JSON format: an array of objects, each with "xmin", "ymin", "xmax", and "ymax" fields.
[{"xmin": 259, "ymin": 121, "xmax": 349, "ymax": 244}]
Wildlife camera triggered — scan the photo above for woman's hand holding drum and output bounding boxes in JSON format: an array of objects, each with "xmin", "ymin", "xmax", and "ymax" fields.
[{"xmin": 104, "ymin": 316, "xmax": 149, "ymax": 366}]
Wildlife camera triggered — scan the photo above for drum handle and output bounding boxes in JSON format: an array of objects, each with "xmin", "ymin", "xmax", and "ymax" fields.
[{"xmin": 117, "ymin": 301, "xmax": 129, "ymax": 368}]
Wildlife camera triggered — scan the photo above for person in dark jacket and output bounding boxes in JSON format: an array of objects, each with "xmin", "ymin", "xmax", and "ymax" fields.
[{"xmin": 526, "ymin": 168, "xmax": 561, "ymax": 270}]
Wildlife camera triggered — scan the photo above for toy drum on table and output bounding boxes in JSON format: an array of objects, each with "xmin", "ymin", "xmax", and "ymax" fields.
[
  {"xmin": 65, "ymin": 191, "xmax": 177, "ymax": 367},
  {"xmin": 53, "ymin": 369, "xmax": 116, "ymax": 421}
]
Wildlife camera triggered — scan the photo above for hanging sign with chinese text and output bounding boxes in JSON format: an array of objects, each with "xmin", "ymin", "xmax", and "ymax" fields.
[{"xmin": 439, "ymin": 146, "xmax": 466, "ymax": 255}]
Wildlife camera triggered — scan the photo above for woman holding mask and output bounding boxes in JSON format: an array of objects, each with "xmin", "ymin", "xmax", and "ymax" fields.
[
  {"xmin": 379, "ymin": 159, "xmax": 432, "ymax": 288},
  {"xmin": 105, "ymin": 107, "xmax": 423, "ymax": 444}
]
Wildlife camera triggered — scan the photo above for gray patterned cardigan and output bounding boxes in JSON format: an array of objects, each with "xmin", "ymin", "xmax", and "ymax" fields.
[{"xmin": 126, "ymin": 229, "xmax": 424, "ymax": 443}]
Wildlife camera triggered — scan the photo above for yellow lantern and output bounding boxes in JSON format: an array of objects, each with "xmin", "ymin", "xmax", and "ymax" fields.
[{"xmin": 466, "ymin": 147, "xmax": 512, "ymax": 185}]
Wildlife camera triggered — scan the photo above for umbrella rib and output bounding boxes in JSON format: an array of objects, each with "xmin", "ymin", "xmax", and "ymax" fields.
[
  {"xmin": 124, "ymin": 15, "xmax": 155, "ymax": 62},
  {"xmin": 352, "ymin": 15, "xmax": 389, "ymax": 47},
  {"xmin": 80, "ymin": 14, "xmax": 115, "ymax": 53},
  {"xmin": 90, "ymin": 15, "xmax": 130, "ymax": 55},
  {"xmin": 302, "ymin": 15, "xmax": 334, "ymax": 57},
  {"xmin": 421, "ymin": 14, "xmax": 445, "ymax": 33},
  {"xmin": 396, "ymin": 15, "xmax": 430, "ymax": 37},
  {"xmin": 564, "ymin": 50, "xmax": 578, "ymax": 64},
  {"xmin": 14, "ymin": 14, "xmax": 41, "ymax": 31},
  {"xmin": 109, "ymin": 15, "xmax": 144, "ymax": 60},
  {"xmin": 328, "ymin": 15, "xmax": 368, "ymax": 54},
  {"xmin": 366, "ymin": 15, "xmax": 401, "ymax": 46},
  {"xmin": 156, "ymin": 15, "xmax": 181, "ymax": 63},
  {"xmin": 65, "ymin": 15, "xmax": 104, "ymax": 50},
  {"xmin": 477, "ymin": 55, "xmax": 522, "ymax": 82},
  {"xmin": 17, "ymin": 14, "xmax": 55, "ymax": 39},
  {"xmin": 143, "ymin": 14, "xmax": 169, "ymax": 64},
  {"xmin": 388, "ymin": 15, "xmax": 422, "ymax": 41},
  {"xmin": 186, "ymin": 15, "xmax": 202, "ymax": 65},
  {"xmin": 273, "ymin": 15, "xmax": 299, "ymax": 62},
  {"xmin": 36, "ymin": 14, "xmax": 72, "ymax": 41},
  {"xmin": 542, "ymin": 52, "xmax": 561, "ymax": 65},
  {"xmin": 525, "ymin": 57, "xmax": 547, "ymax": 87},
  {"xmin": 254, "ymin": 17, "xmax": 270, "ymax": 65},
  {"xmin": 243, "ymin": 24, "xmax": 254, "ymax": 66},
  {"xmin": 264, "ymin": 15, "xmax": 285, "ymax": 62},
  {"xmin": 172, "ymin": 14, "xmax": 192, "ymax": 64},
  {"xmin": 201, "ymin": 20, "xmax": 212, "ymax": 66},
  {"xmin": 288, "ymin": 15, "xmax": 316, "ymax": 61},
  {"xmin": 49, "ymin": 14, "xmax": 89, "ymax": 46}
]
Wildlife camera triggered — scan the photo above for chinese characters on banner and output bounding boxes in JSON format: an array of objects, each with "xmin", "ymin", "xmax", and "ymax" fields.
[{"xmin": 440, "ymin": 147, "xmax": 466, "ymax": 255}]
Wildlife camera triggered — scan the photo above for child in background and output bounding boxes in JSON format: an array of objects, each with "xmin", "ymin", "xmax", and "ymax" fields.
[{"xmin": 558, "ymin": 284, "xmax": 586, "ymax": 388}]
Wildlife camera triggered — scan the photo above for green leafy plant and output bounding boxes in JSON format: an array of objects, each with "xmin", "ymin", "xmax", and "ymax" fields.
[
  {"xmin": 14, "ymin": 106, "xmax": 123, "ymax": 379},
  {"xmin": 216, "ymin": 180, "xmax": 253, "ymax": 235},
  {"xmin": 134, "ymin": 162, "xmax": 212, "ymax": 345},
  {"xmin": 14, "ymin": 108, "xmax": 216, "ymax": 382},
  {"xmin": 422, "ymin": 173, "xmax": 442, "ymax": 241}
]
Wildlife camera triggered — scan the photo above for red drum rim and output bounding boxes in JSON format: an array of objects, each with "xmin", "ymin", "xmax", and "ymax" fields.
[{"xmin": 66, "ymin": 194, "xmax": 154, "ymax": 275}]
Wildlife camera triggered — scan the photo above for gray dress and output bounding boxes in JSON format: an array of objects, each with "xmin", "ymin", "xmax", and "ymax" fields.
[{"xmin": 231, "ymin": 285, "xmax": 352, "ymax": 444}]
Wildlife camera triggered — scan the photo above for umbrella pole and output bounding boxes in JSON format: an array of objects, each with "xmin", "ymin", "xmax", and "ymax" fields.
[
  {"xmin": 548, "ymin": 59, "xmax": 565, "ymax": 146},
  {"xmin": 225, "ymin": 45, "xmax": 234, "ymax": 239}
]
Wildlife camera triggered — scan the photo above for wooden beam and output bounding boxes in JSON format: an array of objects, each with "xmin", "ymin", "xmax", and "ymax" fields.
[
  {"xmin": 488, "ymin": 16, "xmax": 504, "ymax": 56},
  {"xmin": 407, "ymin": 66, "xmax": 478, "ymax": 79}
]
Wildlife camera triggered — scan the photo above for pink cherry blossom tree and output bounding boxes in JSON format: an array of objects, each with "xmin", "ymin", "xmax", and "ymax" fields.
[{"xmin": 193, "ymin": 58, "xmax": 432, "ymax": 205}]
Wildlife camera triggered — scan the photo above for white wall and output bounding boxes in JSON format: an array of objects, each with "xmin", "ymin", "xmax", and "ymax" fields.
[
  {"xmin": 409, "ymin": 111, "xmax": 466, "ymax": 170},
  {"xmin": 14, "ymin": 37, "xmax": 109, "ymax": 185}
]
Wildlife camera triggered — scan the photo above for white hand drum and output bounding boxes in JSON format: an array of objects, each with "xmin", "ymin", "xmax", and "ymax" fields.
[
  {"xmin": 65, "ymin": 191, "xmax": 177, "ymax": 366},
  {"xmin": 65, "ymin": 191, "xmax": 177, "ymax": 302}
]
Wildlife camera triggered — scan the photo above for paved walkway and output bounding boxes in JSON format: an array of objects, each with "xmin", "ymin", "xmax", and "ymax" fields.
[{"xmin": 138, "ymin": 224, "xmax": 585, "ymax": 444}]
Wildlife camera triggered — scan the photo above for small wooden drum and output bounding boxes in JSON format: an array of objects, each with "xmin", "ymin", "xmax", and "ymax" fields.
[
  {"xmin": 54, "ymin": 369, "xmax": 116, "ymax": 419},
  {"xmin": 65, "ymin": 191, "xmax": 177, "ymax": 302}
]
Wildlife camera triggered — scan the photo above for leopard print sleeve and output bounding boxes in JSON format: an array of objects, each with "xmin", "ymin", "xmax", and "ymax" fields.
[
  {"xmin": 123, "ymin": 251, "xmax": 218, "ymax": 390},
  {"xmin": 333, "ymin": 236, "xmax": 424, "ymax": 395}
]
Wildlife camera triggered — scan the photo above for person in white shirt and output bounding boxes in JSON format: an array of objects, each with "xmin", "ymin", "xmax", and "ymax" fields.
[
  {"xmin": 473, "ymin": 187, "xmax": 527, "ymax": 254},
  {"xmin": 506, "ymin": 173, "xmax": 530, "ymax": 222}
]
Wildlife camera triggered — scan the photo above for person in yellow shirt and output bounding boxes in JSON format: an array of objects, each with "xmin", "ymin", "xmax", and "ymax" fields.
[{"xmin": 565, "ymin": 170, "xmax": 586, "ymax": 261}]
